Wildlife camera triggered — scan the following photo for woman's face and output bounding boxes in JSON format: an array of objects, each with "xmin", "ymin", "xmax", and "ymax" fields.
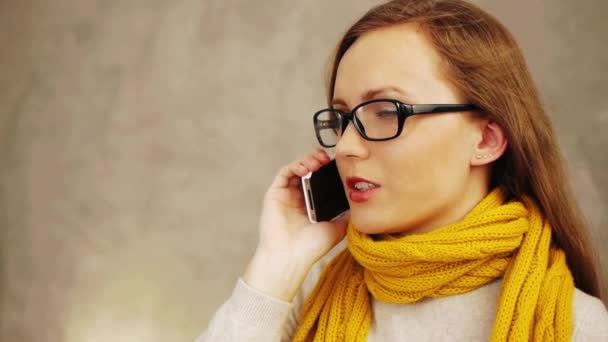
[{"xmin": 334, "ymin": 23, "xmax": 487, "ymax": 235}]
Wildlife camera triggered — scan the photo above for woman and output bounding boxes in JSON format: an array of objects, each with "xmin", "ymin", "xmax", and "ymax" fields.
[{"xmin": 199, "ymin": 0, "xmax": 608, "ymax": 341}]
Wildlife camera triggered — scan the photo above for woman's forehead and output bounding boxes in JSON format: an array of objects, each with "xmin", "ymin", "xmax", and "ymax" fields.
[{"xmin": 333, "ymin": 24, "xmax": 456, "ymax": 106}]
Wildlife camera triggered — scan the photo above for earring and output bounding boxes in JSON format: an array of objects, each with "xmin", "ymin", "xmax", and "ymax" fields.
[{"xmin": 476, "ymin": 153, "xmax": 494, "ymax": 159}]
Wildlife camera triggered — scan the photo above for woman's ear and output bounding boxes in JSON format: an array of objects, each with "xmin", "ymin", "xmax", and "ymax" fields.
[{"xmin": 470, "ymin": 120, "xmax": 508, "ymax": 166}]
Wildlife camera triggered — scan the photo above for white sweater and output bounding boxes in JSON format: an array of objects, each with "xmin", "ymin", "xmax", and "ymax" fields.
[{"xmin": 198, "ymin": 241, "xmax": 608, "ymax": 341}]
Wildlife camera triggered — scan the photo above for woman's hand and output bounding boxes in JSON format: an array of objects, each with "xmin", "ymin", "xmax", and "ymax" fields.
[{"xmin": 243, "ymin": 149, "xmax": 350, "ymax": 302}]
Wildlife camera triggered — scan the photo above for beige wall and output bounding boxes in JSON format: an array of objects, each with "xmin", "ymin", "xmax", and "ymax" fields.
[{"xmin": 1, "ymin": 0, "xmax": 606, "ymax": 341}]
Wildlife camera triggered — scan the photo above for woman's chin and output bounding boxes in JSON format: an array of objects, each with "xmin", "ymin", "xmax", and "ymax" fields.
[
  {"xmin": 350, "ymin": 212, "xmax": 416, "ymax": 236},
  {"xmin": 350, "ymin": 215, "xmax": 395, "ymax": 235}
]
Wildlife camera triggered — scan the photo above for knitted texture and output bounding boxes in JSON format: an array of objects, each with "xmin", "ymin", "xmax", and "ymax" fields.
[{"xmin": 292, "ymin": 188, "xmax": 574, "ymax": 342}]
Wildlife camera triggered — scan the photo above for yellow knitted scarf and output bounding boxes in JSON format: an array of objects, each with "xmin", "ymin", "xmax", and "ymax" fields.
[{"xmin": 293, "ymin": 188, "xmax": 574, "ymax": 341}]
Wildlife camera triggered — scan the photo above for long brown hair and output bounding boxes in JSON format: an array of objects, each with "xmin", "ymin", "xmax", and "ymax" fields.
[{"xmin": 326, "ymin": 0, "xmax": 606, "ymax": 301}]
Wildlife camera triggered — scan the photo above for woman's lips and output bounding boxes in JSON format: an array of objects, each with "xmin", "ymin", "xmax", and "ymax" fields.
[{"xmin": 346, "ymin": 176, "xmax": 381, "ymax": 203}]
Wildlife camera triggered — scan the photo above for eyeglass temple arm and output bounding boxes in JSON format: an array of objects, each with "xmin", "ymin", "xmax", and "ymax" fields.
[{"xmin": 411, "ymin": 104, "xmax": 478, "ymax": 114}]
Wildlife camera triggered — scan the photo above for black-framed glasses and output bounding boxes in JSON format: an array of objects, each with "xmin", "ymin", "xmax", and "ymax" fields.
[{"xmin": 313, "ymin": 99, "xmax": 479, "ymax": 148}]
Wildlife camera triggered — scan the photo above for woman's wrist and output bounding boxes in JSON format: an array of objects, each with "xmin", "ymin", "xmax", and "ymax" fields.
[{"xmin": 243, "ymin": 248, "xmax": 312, "ymax": 303}]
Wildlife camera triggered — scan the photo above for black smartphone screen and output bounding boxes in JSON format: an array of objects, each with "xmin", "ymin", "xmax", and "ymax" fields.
[{"xmin": 309, "ymin": 159, "xmax": 350, "ymax": 221}]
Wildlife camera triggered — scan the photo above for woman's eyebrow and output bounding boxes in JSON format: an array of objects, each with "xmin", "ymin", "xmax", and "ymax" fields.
[{"xmin": 331, "ymin": 86, "xmax": 415, "ymax": 107}]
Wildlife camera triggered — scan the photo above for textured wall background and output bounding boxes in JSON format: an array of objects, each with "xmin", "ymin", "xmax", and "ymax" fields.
[{"xmin": 0, "ymin": 0, "xmax": 606, "ymax": 341}]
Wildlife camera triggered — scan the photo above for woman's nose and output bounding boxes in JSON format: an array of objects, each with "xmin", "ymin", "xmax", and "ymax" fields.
[{"xmin": 335, "ymin": 121, "xmax": 369, "ymax": 159}]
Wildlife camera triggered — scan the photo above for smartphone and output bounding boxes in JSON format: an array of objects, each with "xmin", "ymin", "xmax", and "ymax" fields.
[{"xmin": 301, "ymin": 159, "xmax": 350, "ymax": 223}]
